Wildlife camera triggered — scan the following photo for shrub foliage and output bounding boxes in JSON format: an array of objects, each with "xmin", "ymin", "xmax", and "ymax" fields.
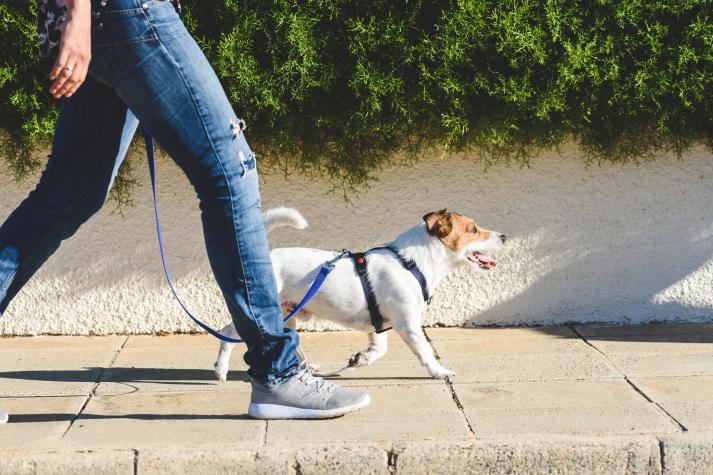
[{"xmin": 2, "ymin": 0, "xmax": 713, "ymax": 194}]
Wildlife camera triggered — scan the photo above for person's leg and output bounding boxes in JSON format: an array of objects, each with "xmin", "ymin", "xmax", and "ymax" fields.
[
  {"xmin": 90, "ymin": 0, "xmax": 299, "ymax": 385},
  {"xmin": 0, "ymin": 75, "xmax": 138, "ymax": 315},
  {"xmin": 91, "ymin": 0, "xmax": 369, "ymax": 418}
]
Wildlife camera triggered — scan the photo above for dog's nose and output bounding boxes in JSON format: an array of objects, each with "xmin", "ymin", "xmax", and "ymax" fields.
[{"xmin": 499, "ymin": 234, "xmax": 507, "ymax": 244}]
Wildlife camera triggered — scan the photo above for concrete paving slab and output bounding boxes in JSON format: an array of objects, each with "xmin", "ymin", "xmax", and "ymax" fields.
[
  {"xmin": 576, "ymin": 324, "xmax": 713, "ymax": 339},
  {"xmin": 576, "ymin": 338, "xmax": 713, "ymax": 355},
  {"xmin": 99, "ymin": 332, "xmax": 437, "ymax": 392},
  {"xmin": 660, "ymin": 434, "xmax": 713, "ymax": 475},
  {"xmin": 4, "ymin": 325, "xmax": 712, "ymax": 473},
  {"xmin": 0, "ymin": 396, "xmax": 86, "ymax": 449},
  {"xmin": 575, "ymin": 324, "xmax": 713, "ymax": 355},
  {"xmin": 426, "ymin": 326, "xmax": 576, "ymax": 341},
  {"xmin": 0, "ymin": 449, "xmax": 134, "ymax": 475},
  {"xmin": 632, "ymin": 376, "xmax": 713, "ymax": 432},
  {"xmin": 454, "ymin": 379, "xmax": 679, "ymax": 437},
  {"xmin": 301, "ymin": 331, "xmax": 438, "ymax": 384},
  {"xmin": 266, "ymin": 383, "xmax": 470, "ymax": 445},
  {"xmin": 138, "ymin": 448, "xmax": 288, "ymax": 475},
  {"xmin": 139, "ymin": 445, "xmax": 390, "ymax": 475},
  {"xmin": 427, "ymin": 326, "xmax": 588, "ymax": 354},
  {"xmin": 0, "ymin": 336, "xmax": 126, "ymax": 396},
  {"xmin": 440, "ymin": 353, "xmax": 618, "ymax": 383},
  {"xmin": 394, "ymin": 438, "xmax": 661, "ymax": 475},
  {"xmin": 62, "ymin": 390, "xmax": 262, "ymax": 449},
  {"xmin": 299, "ymin": 331, "xmax": 416, "ymax": 360},
  {"xmin": 428, "ymin": 327, "xmax": 618, "ymax": 383},
  {"xmin": 320, "ymin": 363, "xmax": 438, "ymax": 387},
  {"xmin": 96, "ymin": 335, "xmax": 250, "ymax": 395},
  {"xmin": 577, "ymin": 324, "xmax": 713, "ymax": 378},
  {"xmin": 122, "ymin": 334, "xmax": 232, "ymax": 350},
  {"xmin": 602, "ymin": 353, "xmax": 713, "ymax": 378},
  {"xmin": 0, "ymin": 335, "xmax": 125, "ymax": 352},
  {"xmin": 291, "ymin": 445, "xmax": 389, "ymax": 475}
]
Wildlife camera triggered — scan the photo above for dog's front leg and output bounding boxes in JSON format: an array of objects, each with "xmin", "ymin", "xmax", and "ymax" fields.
[
  {"xmin": 395, "ymin": 323, "xmax": 454, "ymax": 379},
  {"xmin": 348, "ymin": 331, "xmax": 388, "ymax": 368}
]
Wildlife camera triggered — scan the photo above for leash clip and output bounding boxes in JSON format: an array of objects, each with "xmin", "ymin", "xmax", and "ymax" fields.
[{"xmin": 325, "ymin": 249, "xmax": 350, "ymax": 270}]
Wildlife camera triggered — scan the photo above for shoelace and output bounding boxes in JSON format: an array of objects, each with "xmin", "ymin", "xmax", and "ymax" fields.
[{"xmin": 297, "ymin": 367, "xmax": 336, "ymax": 395}]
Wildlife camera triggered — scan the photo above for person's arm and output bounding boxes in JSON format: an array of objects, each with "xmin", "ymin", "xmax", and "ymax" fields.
[{"xmin": 49, "ymin": 0, "xmax": 92, "ymax": 99}]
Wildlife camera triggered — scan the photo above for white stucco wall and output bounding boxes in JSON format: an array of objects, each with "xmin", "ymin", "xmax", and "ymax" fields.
[{"xmin": 1, "ymin": 144, "xmax": 712, "ymax": 335}]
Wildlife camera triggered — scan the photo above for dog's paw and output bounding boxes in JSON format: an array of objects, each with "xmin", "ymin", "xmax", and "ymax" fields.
[
  {"xmin": 429, "ymin": 366, "xmax": 455, "ymax": 380},
  {"xmin": 348, "ymin": 350, "xmax": 373, "ymax": 367},
  {"xmin": 307, "ymin": 361, "xmax": 321, "ymax": 373},
  {"xmin": 214, "ymin": 362, "xmax": 229, "ymax": 382}
]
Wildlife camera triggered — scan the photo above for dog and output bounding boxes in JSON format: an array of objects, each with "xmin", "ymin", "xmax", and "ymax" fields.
[{"xmin": 214, "ymin": 207, "xmax": 505, "ymax": 380}]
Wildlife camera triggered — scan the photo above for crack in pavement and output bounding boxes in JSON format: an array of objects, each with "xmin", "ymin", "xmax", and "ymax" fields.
[
  {"xmin": 569, "ymin": 325, "xmax": 688, "ymax": 433},
  {"xmin": 61, "ymin": 335, "xmax": 130, "ymax": 439},
  {"xmin": 424, "ymin": 329, "xmax": 477, "ymax": 439}
]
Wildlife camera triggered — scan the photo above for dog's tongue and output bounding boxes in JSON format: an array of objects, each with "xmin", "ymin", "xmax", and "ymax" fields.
[{"xmin": 477, "ymin": 254, "xmax": 496, "ymax": 267}]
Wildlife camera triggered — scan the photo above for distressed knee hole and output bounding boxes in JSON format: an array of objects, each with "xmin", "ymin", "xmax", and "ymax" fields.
[
  {"xmin": 230, "ymin": 117, "xmax": 255, "ymax": 176},
  {"xmin": 230, "ymin": 117, "xmax": 246, "ymax": 137},
  {"xmin": 239, "ymin": 150, "xmax": 256, "ymax": 175}
]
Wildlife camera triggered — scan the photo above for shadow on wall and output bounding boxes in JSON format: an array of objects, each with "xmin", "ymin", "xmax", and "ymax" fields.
[
  {"xmin": 470, "ymin": 204, "xmax": 713, "ymax": 325},
  {"xmin": 264, "ymin": 146, "xmax": 713, "ymax": 326},
  {"xmin": 411, "ymin": 148, "xmax": 713, "ymax": 326},
  {"xmin": 1, "ymin": 144, "xmax": 712, "ymax": 332}
]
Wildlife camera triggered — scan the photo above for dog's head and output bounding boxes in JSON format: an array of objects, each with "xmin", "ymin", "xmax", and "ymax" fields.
[{"xmin": 423, "ymin": 209, "xmax": 505, "ymax": 272}]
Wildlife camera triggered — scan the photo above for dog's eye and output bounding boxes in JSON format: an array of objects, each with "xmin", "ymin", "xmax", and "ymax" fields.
[{"xmin": 471, "ymin": 227, "xmax": 478, "ymax": 234}]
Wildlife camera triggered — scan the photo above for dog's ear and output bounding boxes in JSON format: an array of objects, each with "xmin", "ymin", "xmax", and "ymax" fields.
[{"xmin": 423, "ymin": 209, "xmax": 453, "ymax": 238}]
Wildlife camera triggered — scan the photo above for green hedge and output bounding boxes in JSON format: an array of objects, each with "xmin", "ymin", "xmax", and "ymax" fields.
[{"xmin": 2, "ymin": 0, "xmax": 713, "ymax": 198}]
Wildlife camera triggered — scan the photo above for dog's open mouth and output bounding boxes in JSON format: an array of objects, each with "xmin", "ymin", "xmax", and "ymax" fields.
[{"xmin": 468, "ymin": 251, "xmax": 496, "ymax": 270}]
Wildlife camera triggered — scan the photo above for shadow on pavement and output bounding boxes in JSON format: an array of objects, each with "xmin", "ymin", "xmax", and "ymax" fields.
[
  {"xmin": 8, "ymin": 412, "xmax": 254, "ymax": 423},
  {"xmin": 536, "ymin": 323, "xmax": 713, "ymax": 343},
  {"xmin": 0, "ymin": 367, "xmax": 250, "ymax": 385},
  {"xmin": 428, "ymin": 322, "xmax": 713, "ymax": 343}
]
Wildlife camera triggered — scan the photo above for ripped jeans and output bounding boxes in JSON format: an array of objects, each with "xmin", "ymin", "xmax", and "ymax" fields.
[{"xmin": 0, "ymin": 0, "xmax": 300, "ymax": 385}]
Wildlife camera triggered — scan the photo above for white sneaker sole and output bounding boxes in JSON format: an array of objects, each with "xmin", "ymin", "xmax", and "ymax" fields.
[
  {"xmin": 0, "ymin": 412, "xmax": 8, "ymax": 424},
  {"xmin": 248, "ymin": 395, "xmax": 371, "ymax": 420}
]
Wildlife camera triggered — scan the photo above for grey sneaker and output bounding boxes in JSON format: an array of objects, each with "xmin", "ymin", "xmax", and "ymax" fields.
[
  {"xmin": 0, "ymin": 412, "xmax": 7, "ymax": 424},
  {"xmin": 248, "ymin": 367, "xmax": 370, "ymax": 419}
]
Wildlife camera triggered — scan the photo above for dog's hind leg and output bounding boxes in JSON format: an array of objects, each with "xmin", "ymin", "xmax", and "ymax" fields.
[
  {"xmin": 395, "ymin": 321, "xmax": 454, "ymax": 379},
  {"xmin": 348, "ymin": 331, "xmax": 388, "ymax": 368},
  {"xmin": 214, "ymin": 322, "xmax": 239, "ymax": 382}
]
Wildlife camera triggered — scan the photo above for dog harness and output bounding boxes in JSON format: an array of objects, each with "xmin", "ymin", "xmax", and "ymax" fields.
[
  {"xmin": 344, "ymin": 245, "xmax": 431, "ymax": 333},
  {"xmin": 144, "ymin": 128, "xmax": 430, "ymax": 342}
]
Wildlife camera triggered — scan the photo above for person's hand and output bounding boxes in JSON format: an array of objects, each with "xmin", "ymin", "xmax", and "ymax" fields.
[{"xmin": 49, "ymin": 0, "xmax": 92, "ymax": 99}]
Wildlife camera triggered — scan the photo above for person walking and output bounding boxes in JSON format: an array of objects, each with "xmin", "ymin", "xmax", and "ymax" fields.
[{"xmin": 0, "ymin": 0, "xmax": 370, "ymax": 420}]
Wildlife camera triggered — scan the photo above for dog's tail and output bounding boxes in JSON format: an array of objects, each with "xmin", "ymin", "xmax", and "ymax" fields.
[{"xmin": 263, "ymin": 207, "xmax": 308, "ymax": 234}]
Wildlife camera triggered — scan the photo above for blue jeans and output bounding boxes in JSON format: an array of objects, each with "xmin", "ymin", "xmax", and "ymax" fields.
[{"xmin": 0, "ymin": 0, "xmax": 299, "ymax": 385}]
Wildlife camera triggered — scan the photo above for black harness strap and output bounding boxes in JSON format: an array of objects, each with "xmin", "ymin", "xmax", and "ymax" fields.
[
  {"xmin": 383, "ymin": 245, "xmax": 431, "ymax": 303},
  {"xmin": 351, "ymin": 252, "xmax": 391, "ymax": 333},
  {"xmin": 348, "ymin": 245, "xmax": 431, "ymax": 333}
]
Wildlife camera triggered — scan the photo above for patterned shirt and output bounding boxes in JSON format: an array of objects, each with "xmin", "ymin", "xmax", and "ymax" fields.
[{"xmin": 38, "ymin": 0, "xmax": 181, "ymax": 55}]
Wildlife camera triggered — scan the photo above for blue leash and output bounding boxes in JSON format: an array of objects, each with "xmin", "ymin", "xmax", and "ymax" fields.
[{"xmin": 143, "ymin": 128, "xmax": 346, "ymax": 344}]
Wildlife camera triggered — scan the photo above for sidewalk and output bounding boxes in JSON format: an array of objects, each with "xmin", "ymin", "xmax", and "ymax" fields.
[{"xmin": 1, "ymin": 324, "xmax": 712, "ymax": 474}]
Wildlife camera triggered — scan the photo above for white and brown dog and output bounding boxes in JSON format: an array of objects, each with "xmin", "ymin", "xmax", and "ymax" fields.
[{"xmin": 214, "ymin": 207, "xmax": 505, "ymax": 380}]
